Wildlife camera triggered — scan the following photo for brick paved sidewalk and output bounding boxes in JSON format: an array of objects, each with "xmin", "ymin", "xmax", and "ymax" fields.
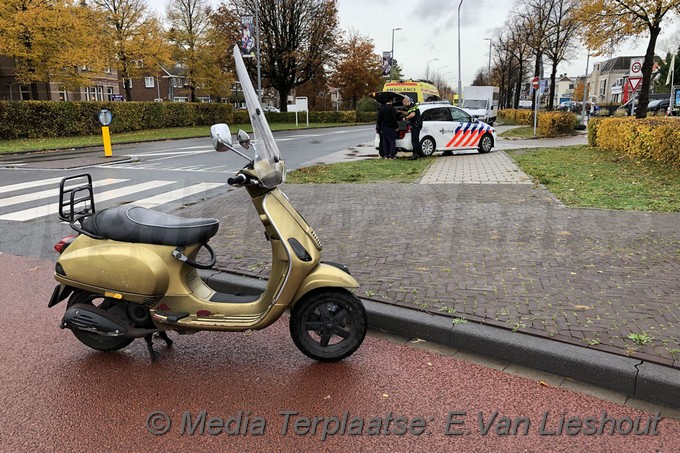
[{"xmin": 181, "ymin": 172, "xmax": 680, "ymax": 369}]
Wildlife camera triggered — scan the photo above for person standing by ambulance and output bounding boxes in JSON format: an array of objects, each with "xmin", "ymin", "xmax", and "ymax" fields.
[
  {"xmin": 400, "ymin": 96, "xmax": 422, "ymax": 160},
  {"xmin": 377, "ymin": 97, "xmax": 398, "ymax": 159}
]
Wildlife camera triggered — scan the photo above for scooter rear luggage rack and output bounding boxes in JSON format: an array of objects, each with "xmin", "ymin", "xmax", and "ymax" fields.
[{"xmin": 58, "ymin": 173, "xmax": 96, "ymax": 223}]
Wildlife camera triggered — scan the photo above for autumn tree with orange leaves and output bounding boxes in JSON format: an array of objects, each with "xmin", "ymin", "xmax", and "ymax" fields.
[
  {"xmin": 576, "ymin": 0, "xmax": 680, "ymax": 118},
  {"xmin": 330, "ymin": 32, "xmax": 383, "ymax": 110},
  {"xmin": 0, "ymin": 0, "xmax": 108, "ymax": 97},
  {"xmin": 92, "ymin": 0, "xmax": 171, "ymax": 101}
]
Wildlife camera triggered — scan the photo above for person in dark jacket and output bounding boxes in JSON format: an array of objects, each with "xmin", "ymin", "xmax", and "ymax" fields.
[{"xmin": 377, "ymin": 98, "xmax": 398, "ymax": 159}]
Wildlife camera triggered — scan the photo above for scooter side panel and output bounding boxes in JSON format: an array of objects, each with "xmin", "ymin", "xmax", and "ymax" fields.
[
  {"xmin": 259, "ymin": 192, "xmax": 321, "ymax": 305},
  {"xmin": 56, "ymin": 236, "xmax": 171, "ymax": 296}
]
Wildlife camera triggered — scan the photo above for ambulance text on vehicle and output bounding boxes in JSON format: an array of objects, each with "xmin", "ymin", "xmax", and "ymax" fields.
[{"xmin": 382, "ymin": 80, "xmax": 441, "ymax": 104}]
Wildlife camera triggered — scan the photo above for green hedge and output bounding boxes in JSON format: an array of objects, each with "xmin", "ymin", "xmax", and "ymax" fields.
[
  {"xmin": 498, "ymin": 108, "xmax": 535, "ymax": 125},
  {"xmin": 0, "ymin": 101, "xmax": 374, "ymax": 140},
  {"xmin": 537, "ymin": 111, "xmax": 578, "ymax": 137},
  {"xmin": 0, "ymin": 101, "xmax": 234, "ymax": 139},
  {"xmin": 500, "ymin": 109, "xmax": 577, "ymax": 136},
  {"xmin": 587, "ymin": 117, "xmax": 680, "ymax": 168},
  {"xmin": 262, "ymin": 110, "xmax": 370, "ymax": 124}
]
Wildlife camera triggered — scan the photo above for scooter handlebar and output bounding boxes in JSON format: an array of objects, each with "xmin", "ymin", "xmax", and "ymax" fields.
[{"xmin": 227, "ymin": 174, "xmax": 248, "ymax": 186}]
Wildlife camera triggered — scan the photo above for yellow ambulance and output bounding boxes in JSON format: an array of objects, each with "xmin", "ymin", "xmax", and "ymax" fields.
[{"xmin": 382, "ymin": 80, "xmax": 441, "ymax": 103}]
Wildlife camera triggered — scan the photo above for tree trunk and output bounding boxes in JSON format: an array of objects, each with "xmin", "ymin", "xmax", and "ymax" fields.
[
  {"xmin": 636, "ymin": 25, "xmax": 661, "ymax": 119},
  {"xmin": 279, "ymin": 90, "xmax": 288, "ymax": 112},
  {"xmin": 514, "ymin": 58, "xmax": 524, "ymax": 109},
  {"xmin": 124, "ymin": 79, "xmax": 132, "ymax": 102},
  {"xmin": 548, "ymin": 64, "xmax": 558, "ymax": 110}
]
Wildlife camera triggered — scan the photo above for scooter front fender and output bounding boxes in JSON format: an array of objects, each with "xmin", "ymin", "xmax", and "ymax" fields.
[{"xmin": 290, "ymin": 262, "xmax": 359, "ymax": 307}]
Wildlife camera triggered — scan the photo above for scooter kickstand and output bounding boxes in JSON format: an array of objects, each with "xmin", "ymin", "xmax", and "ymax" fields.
[
  {"xmin": 156, "ymin": 331, "xmax": 173, "ymax": 348},
  {"xmin": 144, "ymin": 334, "xmax": 161, "ymax": 362}
]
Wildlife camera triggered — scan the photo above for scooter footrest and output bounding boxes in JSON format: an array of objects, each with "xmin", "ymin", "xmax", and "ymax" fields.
[{"xmin": 155, "ymin": 311, "xmax": 190, "ymax": 323}]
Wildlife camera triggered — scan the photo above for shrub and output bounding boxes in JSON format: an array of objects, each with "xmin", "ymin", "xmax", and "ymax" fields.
[
  {"xmin": 357, "ymin": 96, "xmax": 378, "ymax": 112},
  {"xmin": 232, "ymin": 109, "xmax": 250, "ymax": 125},
  {"xmin": 537, "ymin": 111, "xmax": 578, "ymax": 137},
  {"xmin": 0, "ymin": 101, "xmax": 373, "ymax": 139},
  {"xmin": 587, "ymin": 117, "xmax": 602, "ymax": 146},
  {"xmin": 593, "ymin": 117, "xmax": 680, "ymax": 168},
  {"xmin": 357, "ymin": 111, "xmax": 376, "ymax": 122},
  {"xmin": 0, "ymin": 100, "xmax": 235, "ymax": 139},
  {"xmin": 499, "ymin": 108, "xmax": 534, "ymax": 125}
]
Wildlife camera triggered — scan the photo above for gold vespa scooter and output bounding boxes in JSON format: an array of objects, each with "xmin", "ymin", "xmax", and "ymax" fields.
[{"xmin": 47, "ymin": 46, "xmax": 367, "ymax": 362}]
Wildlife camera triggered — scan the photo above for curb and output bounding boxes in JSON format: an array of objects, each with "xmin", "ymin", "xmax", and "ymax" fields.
[{"xmin": 199, "ymin": 269, "xmax": 680, "ymax": 409}]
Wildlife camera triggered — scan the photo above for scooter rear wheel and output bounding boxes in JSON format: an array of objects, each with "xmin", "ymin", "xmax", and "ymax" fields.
[
  {"xmin": 67, "ymin": 291, "xmax": 134, "ymax": 352},
  {"xmin": 290, "ymin": 288, "xmax": 367, "ymax": 362}
]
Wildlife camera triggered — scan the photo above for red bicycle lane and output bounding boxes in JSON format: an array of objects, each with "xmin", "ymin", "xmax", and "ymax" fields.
[{"xmin": 0, "ymin": 253, "xmax": 678, "ymax": 452}]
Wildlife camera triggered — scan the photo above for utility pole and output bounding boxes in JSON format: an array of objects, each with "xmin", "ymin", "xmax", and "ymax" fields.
[
  {"xmin": 255, "ymin": 0, "xmax": 262, "ymax": 102},
  {"xmin": 457, "ymin": 0, "xmax": 464, "ymax": 106}
]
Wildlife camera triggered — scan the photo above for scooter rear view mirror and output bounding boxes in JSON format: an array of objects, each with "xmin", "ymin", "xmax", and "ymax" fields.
[
  {"xmin": 210, "ymin": 123, "xmax": 232, "ymax": 152},
  {"xmin": 237, "ymin": 129, "xmax": 251, "ymax": 150}
]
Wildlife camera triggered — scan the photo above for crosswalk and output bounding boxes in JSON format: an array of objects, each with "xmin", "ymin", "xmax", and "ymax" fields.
[{"xmin": 0, "ymin": 177, "xmax": 227, "ymax": 222}]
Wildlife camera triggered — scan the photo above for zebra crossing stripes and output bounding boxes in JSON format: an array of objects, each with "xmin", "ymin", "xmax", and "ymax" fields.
[
  {"xmin": 133, "ymin": 183, "xmax": 226, "ymax": 208},
  {"xmin": 0, "ymin": 178, "xmax": 126, "ymax": 209},
  {"xmin": 105, "ymin": 162, "xmax": 239, "ymax": 173},
  {"xmin": 0, "ymin": 178, "xmax": 227, "ymax": 222},
  {"xmin": 0, "ymin": 177, "xmax": 65, "ymax": 195}
]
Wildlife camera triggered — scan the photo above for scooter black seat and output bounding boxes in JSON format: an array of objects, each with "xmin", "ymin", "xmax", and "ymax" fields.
[{"xmin": 81, "ymin": 205, "xmax": 219, "ymax": 247}]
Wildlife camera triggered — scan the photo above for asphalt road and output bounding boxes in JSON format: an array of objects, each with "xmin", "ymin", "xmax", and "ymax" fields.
[{"xmin": 0, "ymin": 125, "xmax": 375, "ymax": 260}]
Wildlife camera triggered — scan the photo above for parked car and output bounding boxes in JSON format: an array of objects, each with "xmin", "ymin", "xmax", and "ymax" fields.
[
  {"xmin": 557, "ymin": 101, "xmax": 593, "ymax": 113},
  {"xmin": 370, "ymin": 92, "xmax": 497, "ymax": 156},
  {"xmin": 263, "ymin": 105, "xmax": 280, "ymax": 113},
  {"xmin": 557, "ymin": 101, "xmax": 579, "ymax": 112},
  {"xmin": 646, "ymin": 99, "xmax": 670, "ymax": 113},
  {"xmin": 617, "ymin": 94, "xmax": 670, "ymax": 115}
]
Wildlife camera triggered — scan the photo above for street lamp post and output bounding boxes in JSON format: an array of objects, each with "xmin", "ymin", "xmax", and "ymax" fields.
[
  {"xmin": 391, "ymin": 27, "xmax": 402, "ymax": 79},
  {"xmin": 484, "ymin": 38, "xmax": 492, "ymax": 83},
  {"xmin": 580, "ymin": 52, "xmax": 590, "ymax": 125},
  {"xmin": 255, "ymin": 0, "xmax": 262, "ymax": 102},
  {"xmin": 426, "ymin": 58, "xmax": 439, "ymax": 80},
  {"xmin": 457, "ymin": 0, "xmax": 464, "ymax": 106},
  {"xmin": 436, "ymin": 65, "xmax": 449, "ymax": 81}
]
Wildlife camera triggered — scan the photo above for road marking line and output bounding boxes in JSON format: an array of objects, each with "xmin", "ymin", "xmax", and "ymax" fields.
[
  {"xmin": 0, "ymin": 180, "xmax": 174, "ymax": 222},
  {"xmin": 133, "ymin": 183, "xmax": 226, "ymax": 208},
  {"xmin": 0, "ymin": 177, "xmax": 64, "ymax": 195},
  {"xmin": 0, "ymin": 179, "xmax": 127, "ymax": 208}
]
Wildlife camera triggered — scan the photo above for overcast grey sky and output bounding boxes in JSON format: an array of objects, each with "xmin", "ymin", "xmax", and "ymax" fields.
[{"xmin": 148, "ymin": 0, "xmax": 674, "ymax": 87}]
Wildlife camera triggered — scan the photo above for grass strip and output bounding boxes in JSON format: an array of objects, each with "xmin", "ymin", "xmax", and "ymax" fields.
[{"xmin": 507, "ymin": 145, "xmax": 680, "ymax": 212}]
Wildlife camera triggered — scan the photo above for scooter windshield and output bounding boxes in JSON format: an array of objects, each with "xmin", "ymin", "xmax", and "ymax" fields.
[{"xmin": 233, "ymin": 45, "xmax": 285, "ymax": 188}]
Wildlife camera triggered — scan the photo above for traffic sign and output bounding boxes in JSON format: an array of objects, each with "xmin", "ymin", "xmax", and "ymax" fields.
[
  {"xmin": 98, "ymin": 109, "xmax": 112, "ymax": 126},
  {"xmin": 531, "ymin": 76, "xmax": 539, "ymax": 90},
  {"xmin": 627, "ymin": 77, "xmax": 642, "ymax": 93},
  {"xmin": 629, "ymin": 58, "xmax": 643, "ymax": 77}
]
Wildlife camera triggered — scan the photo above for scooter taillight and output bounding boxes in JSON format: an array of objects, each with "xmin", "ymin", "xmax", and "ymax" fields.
[{"xmin": 54, "ymin": 235, "xmax": 78, "ymax": 254}]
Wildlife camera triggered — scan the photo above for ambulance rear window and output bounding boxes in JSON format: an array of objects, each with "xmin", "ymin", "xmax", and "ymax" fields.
[{"xmin": 396, "ymin": 91, "xmax": 417, "ymax": 103}]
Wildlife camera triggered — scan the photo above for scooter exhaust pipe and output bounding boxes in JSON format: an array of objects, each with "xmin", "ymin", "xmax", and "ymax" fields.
[{"xmin": 61, "ymin": 303, "xmax": 160, "ymax": 338}]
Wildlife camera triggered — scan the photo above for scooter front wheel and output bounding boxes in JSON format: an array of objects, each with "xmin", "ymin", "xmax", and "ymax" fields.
[
  {"xmin": 290, "ymin": 289, "xmax": 367, "ymax": 362},
  {"xmin": 66, "ymin": 291, "xmax": 134, "ymax": 352}
]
